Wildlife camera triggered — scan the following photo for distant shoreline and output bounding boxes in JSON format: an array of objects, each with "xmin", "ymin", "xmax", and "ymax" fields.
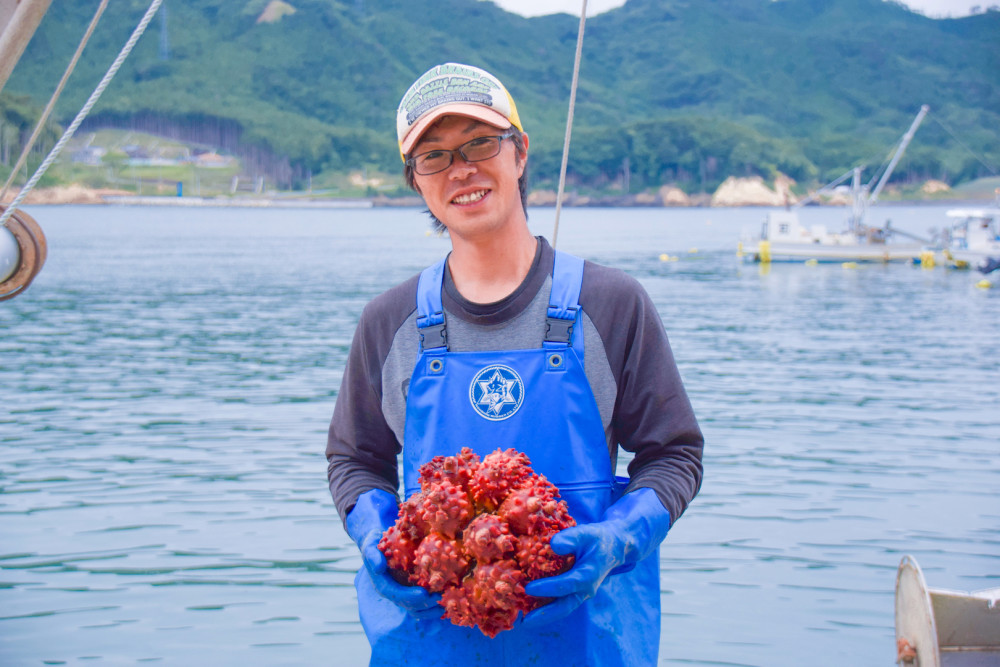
[
  {"xmin": 3, "ymin": 184, "xmax": 994, "ymax": 210},
  {"xmin": 102, "ymin": 195, "xmax": 377, "ymax": 209}
]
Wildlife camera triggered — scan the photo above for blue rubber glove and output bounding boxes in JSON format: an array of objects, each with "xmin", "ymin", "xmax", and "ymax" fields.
[
  {"xmin": 522, "ymin": 487, "xmax": 671, "ymax": 628},
  {"xmin": 345, "ymin": 488, "xmax": 441, "ymax": 620}
]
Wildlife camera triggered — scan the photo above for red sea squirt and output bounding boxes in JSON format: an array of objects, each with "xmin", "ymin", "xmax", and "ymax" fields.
[
  {"xmin": 378, "ymin": 447, "xmax": 576, "ymax": 637},
  {"xmin": 469, "ymin": 448, "xmax": 533, "ymax": 511},
  {"xmin": 412, "ymin": 532, "xmax": 469, "ymax": 592},
  {"xmin": 414, "ymin": 478, "xmax": 473, "ymax": 539},
  {"xmin": 463, "ymin": 513, "xmax": 516, "ymax": 563},
  {"xmin": 420, "ymin": 448, "xmax": 481, "ymax": 491}
]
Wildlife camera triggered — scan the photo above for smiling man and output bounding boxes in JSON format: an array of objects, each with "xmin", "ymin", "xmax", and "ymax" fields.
[{"xmin": 327, "ymin": 63, "xmax": 704, "ymax": 666}]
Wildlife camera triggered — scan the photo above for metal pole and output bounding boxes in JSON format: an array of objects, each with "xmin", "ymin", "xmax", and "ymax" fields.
[
  {"xmin": 0, "ymin": 0, "xmax": 52, "ymax": 94},
  {"xmin": 551, "ymin": 0, "xmax": 588, "ymax": 249}
]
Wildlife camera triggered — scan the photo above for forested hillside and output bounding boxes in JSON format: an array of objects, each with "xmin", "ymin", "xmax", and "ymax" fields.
[{"xmin": 3, "ymin": 0, "xmax": 998, "ymax": 193}]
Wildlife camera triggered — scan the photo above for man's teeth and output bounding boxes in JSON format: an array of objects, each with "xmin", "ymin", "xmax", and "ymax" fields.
[{"xmin": 452, "ymin": 190, "xmax": 487, "ymax": 205}]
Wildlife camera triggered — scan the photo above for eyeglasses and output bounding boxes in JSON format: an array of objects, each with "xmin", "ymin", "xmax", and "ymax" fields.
[{"xmin": 406, "ymin": 132, "xmax": 515, "ymax": 176}]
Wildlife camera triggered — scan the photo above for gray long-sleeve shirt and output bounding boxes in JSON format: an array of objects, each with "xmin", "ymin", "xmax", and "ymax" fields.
[{"xmin": 327, "ymin": 236, "xmax": 703, "ymax": 525}]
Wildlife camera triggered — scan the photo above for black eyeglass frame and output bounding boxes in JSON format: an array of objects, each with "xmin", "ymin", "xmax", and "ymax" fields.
[{"xmin": 405, "ymin": 131, "xmax": 516, "ymax": 176}]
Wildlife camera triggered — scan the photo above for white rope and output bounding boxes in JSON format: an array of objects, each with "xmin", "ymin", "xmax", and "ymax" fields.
[
  {"xmin": 1, "ymin": 0, "xmax": 164, "ymax": 228},
  {"xmin": 551, "ymin": 0, "xmax": 588, "ymax": 249}
]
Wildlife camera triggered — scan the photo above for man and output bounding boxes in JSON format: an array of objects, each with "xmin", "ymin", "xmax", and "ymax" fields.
[{"xmin": 326, "ymin": 62, "xmax": 703, "ymax": 666}]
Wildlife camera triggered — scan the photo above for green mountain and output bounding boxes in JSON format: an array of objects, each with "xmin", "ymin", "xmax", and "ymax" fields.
[{"xmin": 4, "ymin": 0, "xmax": 998, "ymax": 193}]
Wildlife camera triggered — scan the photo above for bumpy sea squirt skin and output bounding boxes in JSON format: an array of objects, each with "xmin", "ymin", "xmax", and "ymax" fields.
[
  {"xmin": 414, "ymin": 479, "xmax": 473, "ymax": 539},
  {"xmin": 377, "ymin": 447, "xmax": 576, "ymax": 637},
  {"xmin": 497, "ymin": 477, "xmax": 572, "ymax": 535},
  {"xmin": 463, "ymin": 513, "xmax": 517, "ymax": 563},
  {"xmin": 420, "ymin": 448, "xmax": 481, "ymax": 491},
  {"xmin": 469, "ymin": 448, "xmax": 533, "ymax": 511},
  {"xmin": 412, "ymin": 532, "xmax": 469, "ymax": 592}
]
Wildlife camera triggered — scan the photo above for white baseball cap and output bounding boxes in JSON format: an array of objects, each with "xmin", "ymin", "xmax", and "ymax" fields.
[{"xmin": 396, "ymin": 63, "xmax": 523, "ymax": 159}]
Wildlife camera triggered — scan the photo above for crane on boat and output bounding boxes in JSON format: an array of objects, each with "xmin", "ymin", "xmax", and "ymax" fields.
[{"xmin": 740, "ymin": 105, "xmax": 931, "ymax": 264}]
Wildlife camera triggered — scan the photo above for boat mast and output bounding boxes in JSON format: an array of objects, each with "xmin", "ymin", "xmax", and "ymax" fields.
[
  {"xmin": 846, "ymin": 105, "xmax": 928, "ymax": 236},
  {"xmin": 849, "ymin": 166, "xmax": 865, "ymax": 234},
  {"xmin": 869, "ymin": 105, "xmax": 930, "ymax": 206}
]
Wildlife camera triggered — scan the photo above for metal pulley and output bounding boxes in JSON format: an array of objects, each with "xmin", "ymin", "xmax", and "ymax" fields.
[{"xmin": 0, "ymin": 207, "xmax": 47, "ymax": 301}]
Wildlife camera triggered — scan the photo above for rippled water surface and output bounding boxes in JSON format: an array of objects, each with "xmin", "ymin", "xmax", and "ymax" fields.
[{"xmin": 2, "ymin": 205, "xmax": 997, "ymax": 666}]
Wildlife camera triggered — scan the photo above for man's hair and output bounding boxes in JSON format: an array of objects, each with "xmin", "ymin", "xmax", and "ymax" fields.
[{"xmin": 403, "ymin": 129, "xmax": 529, "ymax": 232}]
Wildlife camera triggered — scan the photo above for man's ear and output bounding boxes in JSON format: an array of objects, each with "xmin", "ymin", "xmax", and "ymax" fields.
[{"xmin": 516, "ymin": 132, "xmax": 530, "ymax": 178}]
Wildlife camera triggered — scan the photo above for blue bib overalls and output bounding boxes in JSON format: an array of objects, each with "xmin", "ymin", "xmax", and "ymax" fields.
[{"xmin": 355, "ymin": 251, "xmax": 660, "ymax": 666}]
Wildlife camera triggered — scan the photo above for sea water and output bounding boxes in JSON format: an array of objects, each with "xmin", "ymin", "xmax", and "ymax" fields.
[{"xmin": 1, "ymin": 204, "xmax": 997, "ymax": 666}]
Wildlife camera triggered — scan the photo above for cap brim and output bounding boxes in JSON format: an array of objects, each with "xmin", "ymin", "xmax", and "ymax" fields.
[{"xmin": 400, "ymin": 104, "xmax": 513, "ymax": 155}]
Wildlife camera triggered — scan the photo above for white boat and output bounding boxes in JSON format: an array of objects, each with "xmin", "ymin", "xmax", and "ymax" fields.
[
  {"xmin": 742, "ymin": 206, "xmax": 926, "ymax": 264},
  {"xmin": 895, "ymin": 555, "xmax": 1000, "ymax": 666},
  {"xmin": 740, "ymin": 106, "xmax": 930, "ymax": 264},
  {"xmin": 938, "ymin": 207, "xmax": 1000, "ymax": 274}
]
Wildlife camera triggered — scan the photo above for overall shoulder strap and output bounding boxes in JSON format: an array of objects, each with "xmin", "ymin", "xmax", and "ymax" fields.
[
  {"xmin": 415, "ymin": 258, "xmax": 448, "ymax": 351},
  {"xmin": 544, "ymin": 251, "xmax": 584, "ymax": 348}
]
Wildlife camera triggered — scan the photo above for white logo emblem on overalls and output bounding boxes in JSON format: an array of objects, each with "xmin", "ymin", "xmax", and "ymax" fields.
[{"xmin": 469, "ymin": 364, "xmax": 524, "ymax": 421}]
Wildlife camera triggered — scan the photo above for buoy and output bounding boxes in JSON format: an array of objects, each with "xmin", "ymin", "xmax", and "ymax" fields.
[
  {"xmin": 759, "ymin": 241, "xmax": 771, "ymax": 264},
  {"xmin": 659, "ymin": 253, "xmax": 669, "ymax": 262},
  {"xmin": 1, "ymin": 224, "xmax": 19, "ymax": 283},
  {"xmin": 736, "ymin": 241, "xmax": 744, "ymax": 257},
  {"xmin": 688, "ymin": 247, "xmax": 698, "ymax": 254},
  {"xmin": 842, "ymin": 262, "xmax": 858, "ymax": 269},
  {"xmin": 805, "ymin": 259, "xmax": 818, "ymax": 266},
  {"xmin": 919, "ymin": 250, "xmax": 935, "ymax": 269},
  {"xmin": 976, "ymin": 279, "xmax": 992, "ymax": 289}
]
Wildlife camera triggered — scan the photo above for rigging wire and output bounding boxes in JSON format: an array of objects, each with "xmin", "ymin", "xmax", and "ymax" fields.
[
  {"xmin": 864, "ymin": 140, "xmax": 903, "ymax": 193},
  {"xmin": 0, "ymin": 0, "xmax": 109, "ymax": 203},
  {"xmin": 1, "ymin": 0, "xmax": 165, "ymax": 228},
  {"xmin": 929, "ymin": 111, "xmax": 999, "ymax": 176},
  {"xmin": 551, "ymin": 0, "xmax": 588, "ymax": 250}
]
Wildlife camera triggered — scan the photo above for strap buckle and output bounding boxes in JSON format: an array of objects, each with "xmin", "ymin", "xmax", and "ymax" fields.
[
  {"xmin": 419, "ymin": 321, "xmax": 448, "ymax": 350},
  {"xmin": 544, "ymin": 316, "xmax": 574, "ymax": 344}
]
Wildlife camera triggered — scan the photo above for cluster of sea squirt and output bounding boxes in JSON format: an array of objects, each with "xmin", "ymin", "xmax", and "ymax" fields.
[{"xmin": 378, "ymin": 447, "xmax": 576, "ymax": 637}]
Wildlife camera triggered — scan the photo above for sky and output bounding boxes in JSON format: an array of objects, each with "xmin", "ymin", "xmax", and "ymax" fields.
[{"xmin": 490, "ymin": 0, "xmax": 981, "ymax": 18}]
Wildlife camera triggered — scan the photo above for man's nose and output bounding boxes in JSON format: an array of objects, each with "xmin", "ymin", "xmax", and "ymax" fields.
[{"xmin": 447, "ymin": 153, "xmax": 477, "ymax": 179}]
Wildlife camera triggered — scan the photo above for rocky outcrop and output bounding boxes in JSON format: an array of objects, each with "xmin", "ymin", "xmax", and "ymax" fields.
[
  {"xmin": 658, "ymin": 185, "xmax": 692, "ymax": 206},
  {"xmin": 526, "ymin": 190, "xmax": 564, "ymax": 206},
  {"xmin": 921, "ymin": 179, "xmax": 951, "ymax": 194},
  {"xmin": 710, "ymin": 174, "xmax": 797, "ymax": 207}
]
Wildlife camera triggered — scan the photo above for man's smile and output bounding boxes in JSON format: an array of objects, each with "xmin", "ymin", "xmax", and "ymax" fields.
[{"xmin": 451, "ymin": 189, "xmax": 490, "ymax": 206}]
